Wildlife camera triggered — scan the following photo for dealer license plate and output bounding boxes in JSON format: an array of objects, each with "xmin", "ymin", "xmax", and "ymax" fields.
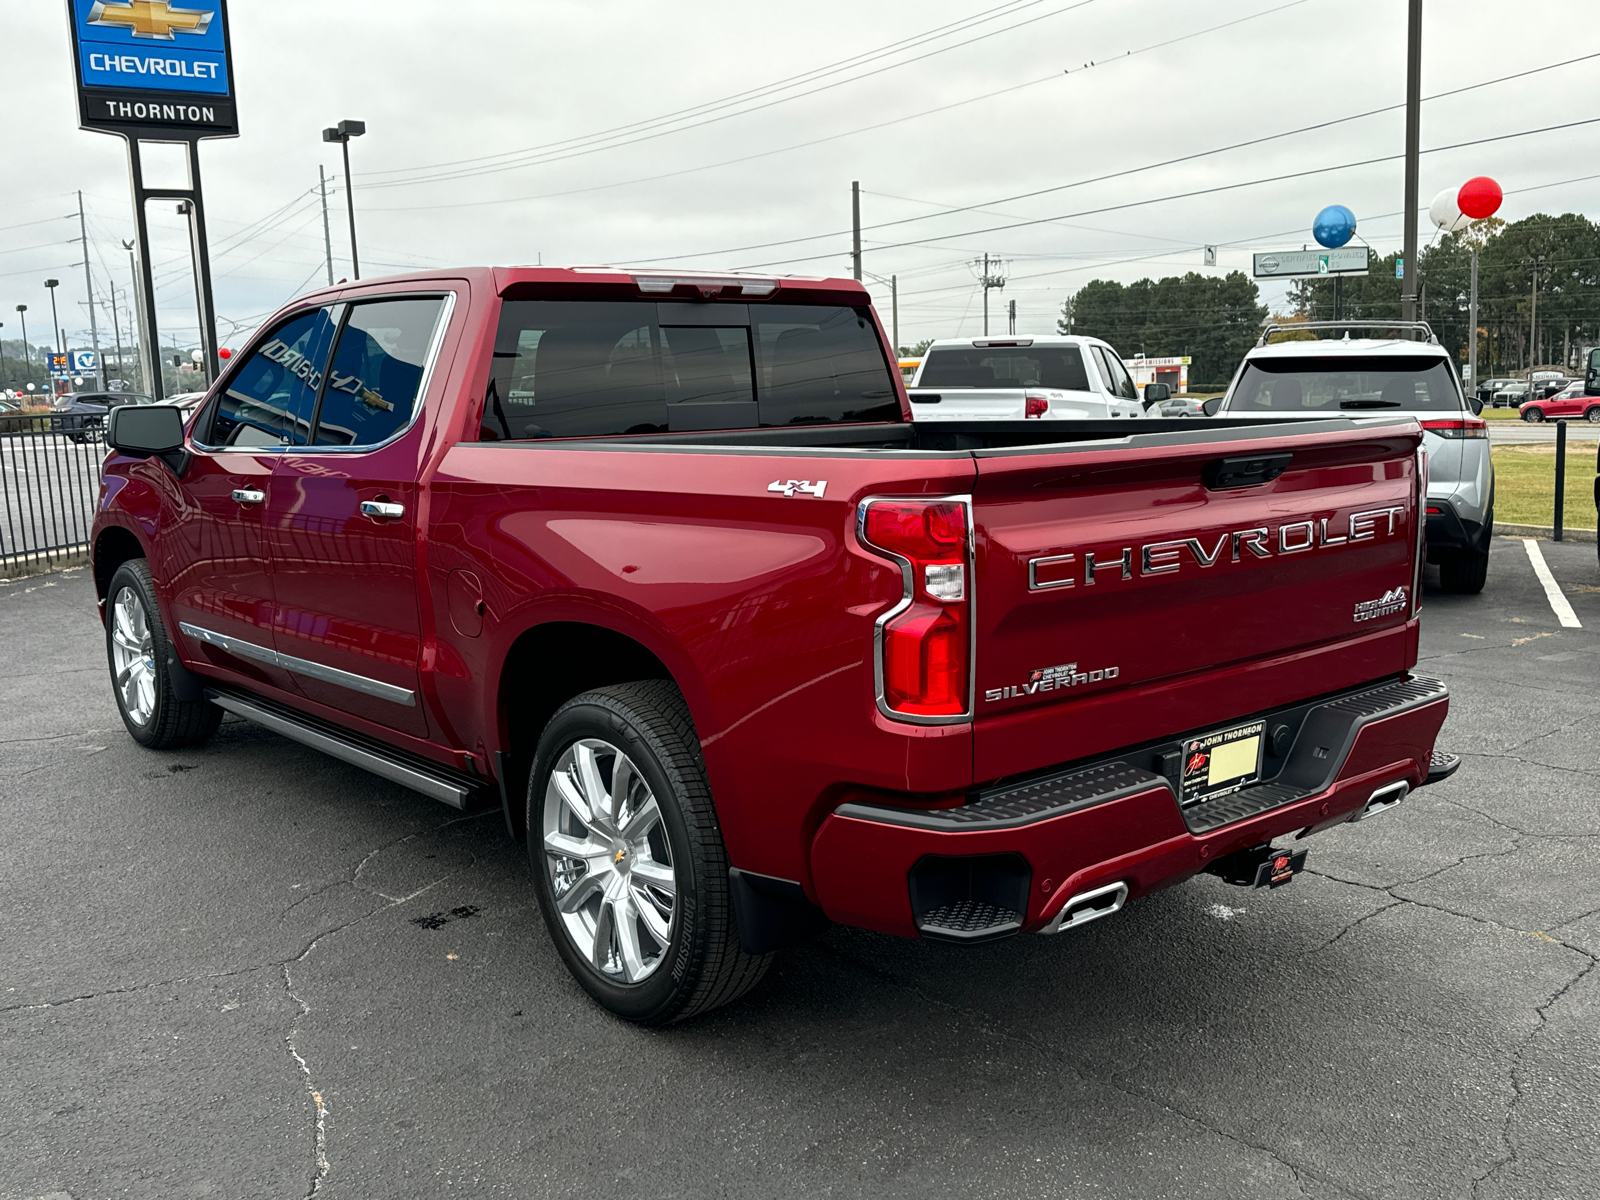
[{"xmin": 1180, "ymin": 720, "xmax": 1265, "ymax": 807}]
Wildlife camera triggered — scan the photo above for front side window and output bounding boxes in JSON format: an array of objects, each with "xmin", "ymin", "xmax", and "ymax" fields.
[
  {"xmin": 481, "ymin": 300, "xmax": 898, "ymax": 440},
  {"xmin": 312, "ymin": 298, "xmax": 445, "ymax": 447},
  {"xmin": 1228, "ymin": 356, "xmax": 1464, "ymax": 412},
  {"xmin": 918, "ymin": 345, "xmax": 1092, "ymax": 391},
  {"xmin": 207, "ymin": 307, "xmax": 338, "ymax": 447}
]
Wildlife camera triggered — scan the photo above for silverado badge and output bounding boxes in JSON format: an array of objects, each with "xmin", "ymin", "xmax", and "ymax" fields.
[{"xmin": 986, "ymin": 661, "xmax": 1121, "ymax": 703}]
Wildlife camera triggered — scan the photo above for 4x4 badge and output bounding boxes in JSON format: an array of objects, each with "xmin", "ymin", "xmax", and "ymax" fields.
[{"xmin": 768, "ymin": 479, "xmax": 827, "ymax": 498}]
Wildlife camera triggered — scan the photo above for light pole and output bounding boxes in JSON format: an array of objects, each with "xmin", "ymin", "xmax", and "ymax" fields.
[
  {"xmin": 1399, "ymin": 0, "xmax": 1422, "ymax": 326},
  {"xmin": 44, "ymin": 279, "xmax": 62, "ymax": 354},
  {"xmin": 0, "ymin": 321, "xmax": 7, "ymax": 391},
  {"xmin": 322, "ymin": 119, "xmax": 366, "ymax": 280},
  {"xmin": 16, "ymin": 305, "xmax": 30, "ymax": 380}
]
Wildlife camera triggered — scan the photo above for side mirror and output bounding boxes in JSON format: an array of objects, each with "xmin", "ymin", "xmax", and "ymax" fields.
[
  {"xmin": 1142, "ymin": 382, "xmax": 1171, "ymax": 407},
  {"xmin": 1467, "ymin": 396, "xmax": 1483, "ymax": 416},
  {"xmin": 107, "ymin": 404, "xmax": 185, "ymax": 460},
  {"xmin": 1201, "ymin": 396, "xmax": 1224, "ymax": 417}
]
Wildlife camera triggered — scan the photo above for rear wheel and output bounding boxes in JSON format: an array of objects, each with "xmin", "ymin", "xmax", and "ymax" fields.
[
  {"xmin": 105, "ymin": 559, "xmax": 222, "ymax": 748},
  {"xmin": 528, "ymin": 681, "xmax": 770, "ymax": 1024},
  {"xmin": 1522, "ymin": 407, "xmax": 1544, "ymax": 423}
]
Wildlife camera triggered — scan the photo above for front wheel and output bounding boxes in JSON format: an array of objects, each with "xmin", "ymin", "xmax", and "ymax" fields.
[
  {"xmin": 1585, "ymin": 407, "xmax": 1600, "ymax": 424},
  {"xmin": 105, "ymin": 559, "xmax": 222, "ymax": 748},
  {"xmin": 528, "ymin": 681, "xmax": 770, "ymax": 1024},
  {"xmin": 1522, "ymin": 407, "xmax": 1544, "ymax": 423}
]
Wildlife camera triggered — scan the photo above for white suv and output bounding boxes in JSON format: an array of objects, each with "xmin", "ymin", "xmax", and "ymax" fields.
[
  {"xmin": 1211, "ymin": 321, "xmax": 1493, "ymax": 594},
  {"xmin": 906, "ymin": 335, "xmax": 1164, "ymax": 421}
]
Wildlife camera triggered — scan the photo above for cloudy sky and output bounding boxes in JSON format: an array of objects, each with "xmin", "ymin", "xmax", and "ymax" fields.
[{"xmin": 3, "ymin": 0, "xmax": 1596, "ymax": 359}]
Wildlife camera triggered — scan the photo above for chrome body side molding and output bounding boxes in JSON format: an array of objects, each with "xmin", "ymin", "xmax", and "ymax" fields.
[{"xmin": 179, "ymin": 621, "xmax": 416, "ymax": 707}]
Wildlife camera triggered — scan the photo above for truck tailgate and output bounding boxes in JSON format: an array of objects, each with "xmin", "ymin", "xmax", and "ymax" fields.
[{"xmin": 970, "ymin": 419, "xmax": 1422, "ymax": 781}]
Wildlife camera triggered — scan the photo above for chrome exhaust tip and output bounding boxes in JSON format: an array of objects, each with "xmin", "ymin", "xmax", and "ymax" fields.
[
  {"xmin": 1355, "ymin": 780, "xmax": 1410, "ymax": 822},
  {"xmin": 1042, "ymin": 880, "xmax": 1129, "ymax": 935}
]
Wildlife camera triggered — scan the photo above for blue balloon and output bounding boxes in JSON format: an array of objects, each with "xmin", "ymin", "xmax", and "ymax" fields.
[{"xmin": 1313, "ymin": 205, "xmax": 1357, "ymax": 249}]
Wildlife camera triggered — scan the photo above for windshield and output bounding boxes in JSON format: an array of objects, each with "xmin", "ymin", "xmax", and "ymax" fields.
[
  {"xmin": 918, "ymin": 345, "xmax": 1091, "ymax": 390},
  {"xmin": 1228, "ymin": 355, "xmax": 1463, "ymax": 412}
]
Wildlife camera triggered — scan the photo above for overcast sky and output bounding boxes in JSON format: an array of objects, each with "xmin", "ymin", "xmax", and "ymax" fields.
[{"xmin": 3, "ymin": 0, "xmax": 1596, "ymax": 359}]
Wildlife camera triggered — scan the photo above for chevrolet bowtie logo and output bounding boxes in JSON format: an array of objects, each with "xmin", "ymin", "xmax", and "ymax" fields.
[{"xmin": 87, "ymin": 0, "xmax": 213, "ymax": 40}]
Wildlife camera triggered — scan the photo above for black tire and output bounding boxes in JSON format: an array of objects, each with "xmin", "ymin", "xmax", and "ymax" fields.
[
  {"xmin": 105, "ymin": 559, "xmax": 222, "ymax": 748},
  {"xmin": 527, "ymin": 680, "xmax": 770, "ymax": 1024},
  {"xmin": 1586, "ymin": 407, "xmax": 1600, "ymax": 424},
  {"xmin": 1522, "ymin": 407, "xmax": 1543, "ymax": 423},
  {"xmin": 1438, "ymin": 511, "xmax": 1492, "ymax": 595}
]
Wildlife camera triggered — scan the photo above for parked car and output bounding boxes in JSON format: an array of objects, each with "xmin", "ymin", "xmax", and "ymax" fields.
[
  {"xmin": 1493, "ymin": 381, "xmax": 1530, "ymax": 407},
  {"xmin": 1477, "ymin": 377, "xmax": 1518, "ymax": 407},
  {"xmin": 92, "ymin": 267, "xmax": 1454, "ymax": 1024},
  {"xmin": 1211, "ymin": 320, "xmax": 1492, "ymax": 594},
  {"xmin": 1156, "ymin": 395, "xmax": 1209, "ymax": 418},
  {"xmin": 1519, "ymin": 382, "xmax": 1600, "ymax": 422},
  {"xmin": 51, "ymin": 390, "xmax": 156, "ymax": 442},
  {"xmin": 906, "ymin": 335, "xmax": 1163, "ymax": 420}
]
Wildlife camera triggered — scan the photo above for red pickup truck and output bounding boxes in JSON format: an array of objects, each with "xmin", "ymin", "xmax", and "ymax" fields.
[{"xmin": 93, "ymin": 267, "xmax": 1456, "ymax": 1023}]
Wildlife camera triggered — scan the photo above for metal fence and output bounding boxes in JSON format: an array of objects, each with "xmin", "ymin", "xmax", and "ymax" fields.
[{"xmin": 0, "ymin": 415, "xmax": 106, "ymax": 574}]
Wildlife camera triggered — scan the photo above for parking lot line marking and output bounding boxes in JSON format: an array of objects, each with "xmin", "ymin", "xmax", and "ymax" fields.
[{"xmin": 1522, "ymin": 539, "xmax": 1582, "ymax": 629}]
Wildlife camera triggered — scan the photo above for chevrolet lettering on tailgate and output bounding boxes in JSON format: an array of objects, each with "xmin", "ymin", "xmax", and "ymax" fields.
[{"xmin": 1027, "ymin": 507, "xmax": 1406, "ymax": 591}]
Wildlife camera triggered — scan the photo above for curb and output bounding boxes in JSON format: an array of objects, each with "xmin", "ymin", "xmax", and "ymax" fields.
[
  {"xmin": 1494, "ymin": 523, "xmax": 1598, "ymax": 544},
  {"xmin": 0, "ymin": 547, "xmax": 89, "ymax": 580}
]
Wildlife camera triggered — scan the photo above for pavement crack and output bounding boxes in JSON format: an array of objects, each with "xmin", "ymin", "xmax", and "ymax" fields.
[
  {"xmin": 282, "ymin": 959, "xmax": 331, "ymax": 1198},
  {"xmin": 0, "ymin": 963, "xmax": 272, "ymax": 1014}
]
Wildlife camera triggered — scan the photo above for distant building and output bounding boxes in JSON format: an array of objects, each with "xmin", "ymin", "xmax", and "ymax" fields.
[{"xmin": 1124, "ymin": 355, "xmax": 1190, "ymax": 394}]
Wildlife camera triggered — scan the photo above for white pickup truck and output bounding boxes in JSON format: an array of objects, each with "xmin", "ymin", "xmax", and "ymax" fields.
[{"xmin": 906, "ymin": 335, "xmax": 1168, "ymax": 421}]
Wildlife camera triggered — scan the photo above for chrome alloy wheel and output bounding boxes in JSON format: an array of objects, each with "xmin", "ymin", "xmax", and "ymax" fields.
[
  {"xmin": 110, "ymin": 585, "xmax": 157, "ymax": 726},
  {"xmin": 542, "ymin": 738, "xmax": 677, "ymax": 984}
]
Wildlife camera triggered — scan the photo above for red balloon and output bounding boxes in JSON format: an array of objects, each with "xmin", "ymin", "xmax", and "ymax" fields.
[
  {"xmin": 218, "ymin": 347, "xmax": 232, "ymax": 359},
  {"xmin": 1458, "ymin": 176, "xmax": 1503, "ymax": 220}
]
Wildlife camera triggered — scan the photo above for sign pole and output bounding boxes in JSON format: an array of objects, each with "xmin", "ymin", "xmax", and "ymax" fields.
[
  {"xmin": 77, "ymin": 190, "xmax": 101, "ymax": 386},
  {"xmin": 184, "ymin": 138, "xmax": 220, "ymax": 379},
  {"xmin": 124, "ymin": 140, "xmax": 165, "ymax": 400}
]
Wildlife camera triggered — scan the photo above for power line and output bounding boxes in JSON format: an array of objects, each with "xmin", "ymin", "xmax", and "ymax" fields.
[{"xmin": 359, "ymin": 0, "xmax": 1108, "ymax": 190}]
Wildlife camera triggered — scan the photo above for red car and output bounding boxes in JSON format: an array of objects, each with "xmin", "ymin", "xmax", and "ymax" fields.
[
  {"xmin": 1520, "ymin": 381, "xmax": 1598, "ymax": 422},
  {"xmin": 91, "ymin": 266, "xmax": 1455, "ymax": 1023}
]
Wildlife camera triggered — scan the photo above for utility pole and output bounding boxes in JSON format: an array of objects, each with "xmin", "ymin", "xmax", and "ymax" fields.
[
  {"xmin": 1467, "ymin": 246, "xmax": 1479, "ymax": 397},
  {"xmin": 1529, "ymin": 260, "xmax": 1542, "ymax": 369},
  {"xmin": 851, "ymin": 181, "xmax": 862, "ymax": 282},
  {"xmin": 1400, "ymin": 0, "xmax": 1423, "ymax": 327},
  {"xmin": 123, "ymin": 240, "xmax": 151, "ymax": 395},
  {"xmin": 319, "ymin": 164, "xmax": 335, "ymax": 286},
  {"xmin": 890, "ymin": 273, "xmax": 898, "ymax": 353},
  {"xmin": 975, "ymin": 254, "xmax": 1007, "ymax": 336},
  {"xmin": 1008, "ymin": 298, "xmax": 1017, "ymax": 335},
  {"xmin": 76, "ymin": 191, "xmax": 102, "ymax": 386}
]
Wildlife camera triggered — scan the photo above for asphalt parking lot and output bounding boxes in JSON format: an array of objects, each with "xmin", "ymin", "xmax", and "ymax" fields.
[{"xmin": 3, "ymin": 542, "xmax": 1598, "ymax": 1200}]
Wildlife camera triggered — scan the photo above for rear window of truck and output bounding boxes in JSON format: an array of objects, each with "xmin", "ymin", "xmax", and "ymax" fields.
[
  {"xmin": 1228, "ymin": 355, "xmax": 1464, "ymax": 412},
  {"xmin": 480, "ymin": 300, "xmax": 900, "ymax": 440},
  {"xmin": 918, "ymin": 345, "xmax": 1092, "ymax": 391}
]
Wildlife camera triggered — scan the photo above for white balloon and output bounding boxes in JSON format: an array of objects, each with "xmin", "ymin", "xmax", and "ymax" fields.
[{"xmin": 1430, "ymin": 187, "xmax": 1472, "ymax": 233}]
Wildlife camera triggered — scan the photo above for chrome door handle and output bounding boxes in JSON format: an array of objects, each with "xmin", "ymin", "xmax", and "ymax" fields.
[
  {"xmin": 231, "ymin": 488, "xmax": 265, "ymax": 505},
  {"xmin": 360, "ymin": 500, "xmax": 405, "ymax": 520}
]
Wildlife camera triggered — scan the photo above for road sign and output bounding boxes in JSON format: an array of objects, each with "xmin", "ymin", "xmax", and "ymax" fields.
[
  {"xmin": 1252, "ymin": 248, "xmax": 1369, "ymax": 279},
  {"xmin": 70, "ymin": 350, "xmax": 98, "ymax": 374},
  {"xmin": 67, "ymin": 0, "xmax": 238, "ymax": 137}
]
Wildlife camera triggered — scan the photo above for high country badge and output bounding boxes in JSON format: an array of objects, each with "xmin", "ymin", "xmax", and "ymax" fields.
[{"xmin": 1353, "ymin": 586, "xmax": 1408, "ymax": 622}]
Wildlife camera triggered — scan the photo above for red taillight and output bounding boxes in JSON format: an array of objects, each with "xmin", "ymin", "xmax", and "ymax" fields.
[
  {"xmin": 1420, "ymin": 418, "xmax": 1487, "ymax": 439},
  {"xmin": 860, "ymin": 499, "xmax": 971, "ymax": 720},
  {"xmin": 1024, "ymin": 393, "xmax": 1049, "ymax": 419}
]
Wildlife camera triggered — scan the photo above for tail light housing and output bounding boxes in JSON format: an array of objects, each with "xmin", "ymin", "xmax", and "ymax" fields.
[
  {"xmin": 858, "ymin": 497, "xmax": 973, "ymax": 722},
  {"xmin": 1024, "ymin": 391, "xmax": 1049, "ymax": 419},
  {"xmin": 1420, "ymin": 418, "xmax": 1487, "ymax": 439}
]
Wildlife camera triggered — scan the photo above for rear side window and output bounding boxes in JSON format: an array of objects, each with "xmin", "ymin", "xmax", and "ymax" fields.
[
  {"xmin": 918, "ymin": 345, "xmax": 1091, "ymax": 391},
  {"xmin": 313, "ymin": 298, "xmax": 445, "ymax": 447},
  {"xmin": 481, "ymin": 300, "xmax": 897, "ymax": 440},
  {"xmin": 1099, "ymin": 350, "xmax": 1138, "ymax": 400},
  {"xmin": 1228, "ymin": 356, "xmax": 1464, "ymax": 412},
  {"xmin": 208, "ymin": 307, "xmax": 338, "ymax": 447}
]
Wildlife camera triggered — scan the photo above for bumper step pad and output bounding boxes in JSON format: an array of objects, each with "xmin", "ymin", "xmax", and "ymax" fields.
[
  {"xmin": 1424, "ymin": 749, "xmax": 1462, "ymax": 786},
  {"xmin": 917, "ymin": 899, "xmax": 1025, "ymax": 941}
]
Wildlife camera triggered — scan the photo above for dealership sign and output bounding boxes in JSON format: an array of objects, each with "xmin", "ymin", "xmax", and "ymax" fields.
[
  {"xmin": 1252, "ymin": 248, "xmax": 1369, "ymax": 279},
  {"xmin": 67, "ymin": 0, "xmax": 238, "ymax": 136}
]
